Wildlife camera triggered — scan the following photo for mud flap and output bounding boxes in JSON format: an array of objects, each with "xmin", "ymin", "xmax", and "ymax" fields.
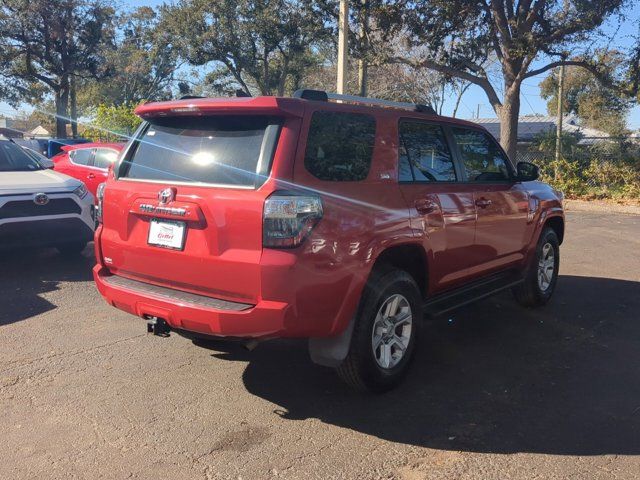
[{"xmin": 308, "ymin": 317, "xmax": 356, "ymax": 368}]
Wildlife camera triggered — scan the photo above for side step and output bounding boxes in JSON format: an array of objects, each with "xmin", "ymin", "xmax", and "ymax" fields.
[{"xmin": 424, "ymin": 270, "xmax": 524, "ymax": 316}]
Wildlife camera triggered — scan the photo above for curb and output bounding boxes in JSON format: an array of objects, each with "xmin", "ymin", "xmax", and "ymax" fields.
[{"xmin": 564, "ymin": 199, "xmax": 640, "ymax": 215}]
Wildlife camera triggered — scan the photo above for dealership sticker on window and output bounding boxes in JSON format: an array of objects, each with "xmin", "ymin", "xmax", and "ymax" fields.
[{"xmin": 148, "ymin": 219, "xmax": 186, "ymax": 250}]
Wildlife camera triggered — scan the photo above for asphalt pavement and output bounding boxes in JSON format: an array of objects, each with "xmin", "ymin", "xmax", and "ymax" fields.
[{"xmin": 1, "ymin": 211, "xmax": 639, "ymax": 479}]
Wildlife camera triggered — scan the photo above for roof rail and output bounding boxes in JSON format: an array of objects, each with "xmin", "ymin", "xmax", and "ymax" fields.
[{"xmin": 292, "ymin": 89, "xmax": 436, "ymax": 114}]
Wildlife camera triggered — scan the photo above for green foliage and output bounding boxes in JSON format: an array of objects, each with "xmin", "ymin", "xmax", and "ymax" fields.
[
  {"xmin": 0, "ymin": 0, "xmax": 116, "ymax": 136},
  {"xmin": 82, "ymin": 103, "xmax": 142, "ymax": 142},
  {"xmin": 539, "ymin": 157, "xmax": 640, "ymax": 200},
  {"xmin": 77, "ymin": 7, "xmax": 180, "ymax": 111},
  {"xmin": 160, "ymin": 0, "xmax": 331, "ymax": 96},
  {"xmin": 539, "ymin": 52, "xmax": 630, "ymax": 135},
  {"xmin": 531, "ymin": 130, "xmax": 582, "ymax": 156}
]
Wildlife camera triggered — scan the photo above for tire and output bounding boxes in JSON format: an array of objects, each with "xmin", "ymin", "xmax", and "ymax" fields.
[
  {"xmin": 56, "ymin": 241, "xmax": 88, "ymax": 256},
  {"xmin": 336, "ymin": 269, "xmax": 422, "ymax": 393},
  {"xmin": 512, "ymin": 227, "xmax": 560, "ymax": 307}
]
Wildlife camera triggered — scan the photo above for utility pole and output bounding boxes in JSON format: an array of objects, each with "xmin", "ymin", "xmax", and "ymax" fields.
[
  {"xmin": 555, "ymin": 63, "xmax": 565, "ymax": 162},
  {"xmin": 476, "ymin": 104, "xmax": 480, "ymax": 119},
  {"xmin": 357, "ymin": 0, "xmax": 368, "ymax": 97},
  {"xmin": 337, "ymin": 0, "xmax": 349, "ymax": 94}
]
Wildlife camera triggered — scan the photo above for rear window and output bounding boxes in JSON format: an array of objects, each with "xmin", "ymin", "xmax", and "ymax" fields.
[
  {"xmin": 70, "ymin": 149, "xmax": 92, "ymax": 166},
  {"xmin": 304, "ymin": 111, "xmax": 376, "ymax": 181},
  {"xmin": 94, "ymin": 148, "xmax": 118, "ymax": 169},
  {"xmin": 121, "ymin": 116, "xmax": 281, "ymax": 187}
]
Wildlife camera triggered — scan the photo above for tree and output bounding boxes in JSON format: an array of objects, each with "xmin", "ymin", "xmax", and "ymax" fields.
[
  {"xmin": 0, "ymin": 0, "xmax": 115, "ymax": 137},
  {"xmin": 540, "ymin": 52, "xmax": 630, "ymax": 135},
  {"xmin": 81, "ymin": 103, "xmax": 142, "ymax": 142},
  {"xmin": 160, "ymin": 0, "xmax": 331, "ymax": 96},
  {"xmin": 11, "ymin": 107, "xmax": 57, "ymax": 134},
  {"xmin": 77, "ymin": 7, "xmax": 181, "ymax": 111},
  {"xmin": 375, "ymin": 0, "xmax": 625, "ymax": 159}
]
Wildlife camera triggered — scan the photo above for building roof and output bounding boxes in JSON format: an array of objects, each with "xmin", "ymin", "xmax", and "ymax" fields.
[
  {"xmin": 29, "ymin": 126, "xmax": 50, "ymax": 137},
  {"xmin": 473, "ymin": 115, "xmax": 611, "ymax": 143}
]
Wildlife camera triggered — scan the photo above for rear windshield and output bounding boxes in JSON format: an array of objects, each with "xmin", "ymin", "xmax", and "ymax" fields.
[
  {"xmin": 121, "ymin": 116, "xmax": 281, "ymax": 187},
  {"xmin": 0, "ymin": 141, "xmax": 44, "ymax": 172}
]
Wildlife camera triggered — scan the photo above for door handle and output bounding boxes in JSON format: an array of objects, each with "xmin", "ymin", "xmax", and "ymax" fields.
[
  {"xmin": 87, "ymin": 173, "xmax": 95, "ymax": 179},
  {"xmin": 475, "ymin": 197, "xmax": 492, "ymax": 208},
  {"xmin": 415, "ymin": 198, "xmax": 438, "ymax": 215}
]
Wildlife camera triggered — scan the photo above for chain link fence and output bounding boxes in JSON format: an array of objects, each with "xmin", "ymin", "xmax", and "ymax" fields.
[{"xmin": 514, "ymin": 138, "xmax": 640, "ymax": 199}]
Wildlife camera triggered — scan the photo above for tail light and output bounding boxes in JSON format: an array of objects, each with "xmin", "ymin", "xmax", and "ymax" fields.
[
  {"xmin": 96, "ymin": 182, "xmax": 106, "ymax": 223},
  {"xmin": 263, "ymin": 192, "xmax": 323, "ymax": 248}
]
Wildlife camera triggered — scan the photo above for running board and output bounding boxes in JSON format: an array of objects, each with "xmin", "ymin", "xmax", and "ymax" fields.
[{"xmin": 424, "ymin": 270, "xmax": 524, "ymax": 316}]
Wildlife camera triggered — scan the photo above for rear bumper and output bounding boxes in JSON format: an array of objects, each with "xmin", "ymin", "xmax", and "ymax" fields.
[{"xmin": 93, "ymin": 265, "xmax": 290, "ymax": 338}]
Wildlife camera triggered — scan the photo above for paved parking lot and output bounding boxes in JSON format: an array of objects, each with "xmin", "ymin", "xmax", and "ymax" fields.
[{"xmin": 1, "ymin": 211, "xmax": 639, "ymax": 480}]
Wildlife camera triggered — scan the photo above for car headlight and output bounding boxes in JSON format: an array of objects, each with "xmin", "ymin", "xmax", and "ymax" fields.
[{"xmin": 73, "ymin": 184, "xmax": 88, "ymax": 199}]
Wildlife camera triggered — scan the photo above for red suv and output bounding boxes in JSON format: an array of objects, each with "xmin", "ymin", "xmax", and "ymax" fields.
[
  {"xmin": 52, "ymin": 143, "xmax": 124, "ymax": 197},
  {"xmin": 93, "ymin": 91, "xmax": 564, "ymax": 392}
]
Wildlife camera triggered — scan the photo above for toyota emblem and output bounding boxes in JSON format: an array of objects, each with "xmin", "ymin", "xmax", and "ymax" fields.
[
  {"xmin": 158, "ymin": 188, "xmax": 175, "ymax": 205},
  {"xmin": 34, "ymin": 193, "xmax": 49, "ymax": 206}
]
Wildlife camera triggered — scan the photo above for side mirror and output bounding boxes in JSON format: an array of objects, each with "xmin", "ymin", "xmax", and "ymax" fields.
[{"xmin": 516, "ymin": 161, "xmax": 539, "ymax": 182}]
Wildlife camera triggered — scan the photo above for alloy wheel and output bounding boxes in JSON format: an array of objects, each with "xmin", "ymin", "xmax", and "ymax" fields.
[
  {"xmin": 537, "ymin": 242, "xmax": 555, "ymax": 291},
  {"xmin": 371, "ymin": 294, "xmax": 413, "ymax": 369}
]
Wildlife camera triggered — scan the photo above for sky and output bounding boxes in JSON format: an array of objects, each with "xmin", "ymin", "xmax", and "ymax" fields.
[{"xmin": 2, "ymin": 1, "xmax": 639, "ymax": 130}]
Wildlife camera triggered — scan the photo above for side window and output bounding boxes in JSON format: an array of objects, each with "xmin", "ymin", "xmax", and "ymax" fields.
[
  {"xmin": 69, "ymin": 148, "xmax": 92, "ymax": 166},
  {"xmin": 94, "ymin": 148, "xmax": 118, "ymax": 169},
  {"xmin": 304, "ymin": 111, "xmax": 376, "ymax": 181},
  {"xmin": 398, "ymin": 121, "xmax": 456, "ymax": 182},
  {"xmin": 452, "ymin": 128, "xmax": 511, "ymax": 182}
]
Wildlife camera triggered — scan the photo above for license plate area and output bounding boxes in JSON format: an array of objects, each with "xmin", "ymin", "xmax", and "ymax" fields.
[{"xmin": 147, "ymin": 218, "xmax": 187, "ymax": 250}]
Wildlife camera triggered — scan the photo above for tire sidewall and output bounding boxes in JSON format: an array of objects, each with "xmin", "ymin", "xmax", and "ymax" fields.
[
  {"xmin": 352, "ymin": 271, "xmax": 422, "ymax": 391},
  {"xmin": 532, "ymin": 229, "xmax": 560, "ymax": 302}
]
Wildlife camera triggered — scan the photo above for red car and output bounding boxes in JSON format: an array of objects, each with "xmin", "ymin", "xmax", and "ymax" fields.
[
  {"xmin": 52, "ymin": 143, "xmax": 124, "ymax": 196},
  {"xmin": 93, "ymin": 91, "xmax": 564, "ymax": 392}
]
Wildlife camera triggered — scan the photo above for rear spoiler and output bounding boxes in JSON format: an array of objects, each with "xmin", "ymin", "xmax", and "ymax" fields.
[{"xmin": 135, "ymin": 97, "xmax": 305, "ymax": 119}]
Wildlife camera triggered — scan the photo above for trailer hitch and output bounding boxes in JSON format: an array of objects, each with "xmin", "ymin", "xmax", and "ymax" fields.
[{"xmin": 146, "ymin": 316, "xmax": 171, "ymax": 337}]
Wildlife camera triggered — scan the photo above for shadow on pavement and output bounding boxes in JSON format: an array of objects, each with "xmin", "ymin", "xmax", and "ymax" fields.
[
  {"xmin": 202, "ymin": 274, "xmax": 640, "ymax": 455},
  {"xmin": 0, "ymin": 246, "xmax": 94, "ymax": 326}
]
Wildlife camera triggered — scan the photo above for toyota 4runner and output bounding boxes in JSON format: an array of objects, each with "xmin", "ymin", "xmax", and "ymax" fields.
[{"xmin": 93, "ymin": 90, "xmax": 564, "ymax": 392}]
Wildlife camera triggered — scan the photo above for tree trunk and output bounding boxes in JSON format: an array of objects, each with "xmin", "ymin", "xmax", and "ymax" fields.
[
  {"xmin": 55, "ymin": 87, "xmax": 69, "ymax": 138},
  {"xmin": 498, "ymin": 83, "xmax": 521, "ymax": 161},
  {"xmin": 70, "ymin": 77, "xmax": 78, "ymax": 138}
]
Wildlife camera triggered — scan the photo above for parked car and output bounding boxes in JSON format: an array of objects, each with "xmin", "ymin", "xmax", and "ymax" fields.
[
  {"xmin": 52, "ymin": 143, "xmax": 123, "ymax": 197},
  {"xmin": 18, "ymin": 144, "xmax": 54, "ymax": 169},
  {"xmin": 12, "ymin": 138, "xmax": 49, "ymax": 157},
  {"xmin": 0, "ymin": 137, "xmax": 95, "ymax": 254},
  {"xmin": 93, "ymin": 91, "xmax": 564, "ymax": 392},
  {"xmin": 46, "ymin": 138, "xmax": 90, "ymax": 158}
]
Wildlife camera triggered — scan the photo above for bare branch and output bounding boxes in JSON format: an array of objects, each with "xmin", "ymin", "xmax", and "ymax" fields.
[
  {"xmin": 390, "ymin": 56, "xmax": 502, "ymax": 110},
  {"xmin": 524, "ymin": 59, "xmax": 611, "ymax": 86}
]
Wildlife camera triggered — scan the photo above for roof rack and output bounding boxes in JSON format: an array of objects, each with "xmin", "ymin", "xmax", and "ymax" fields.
[{"xmin": 292, "ymin": 89, "xmax": 436, "ymax": 115}]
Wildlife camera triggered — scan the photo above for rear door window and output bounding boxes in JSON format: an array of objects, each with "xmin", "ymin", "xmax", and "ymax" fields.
[
  {"xmin": 451, "ymin": 128, "xmax": 512, "ymax": 182},
  {"xmin": 93, "ymin": 148, "xmax": 119, "ymax": 169},
  {"xmin": 304, "ymin": 111, "xmax": 376, "ymax": 181},
  {"xmin": 398, "ymin": 121, "xmax": 457, "ymax": 182},
  {"xmin": 70, "ymin": 149, "xmax": 93, "ymax": 166},
  {"xmin": 121, "ymin": 116, "xmax": 281, "ymax": 187}
]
